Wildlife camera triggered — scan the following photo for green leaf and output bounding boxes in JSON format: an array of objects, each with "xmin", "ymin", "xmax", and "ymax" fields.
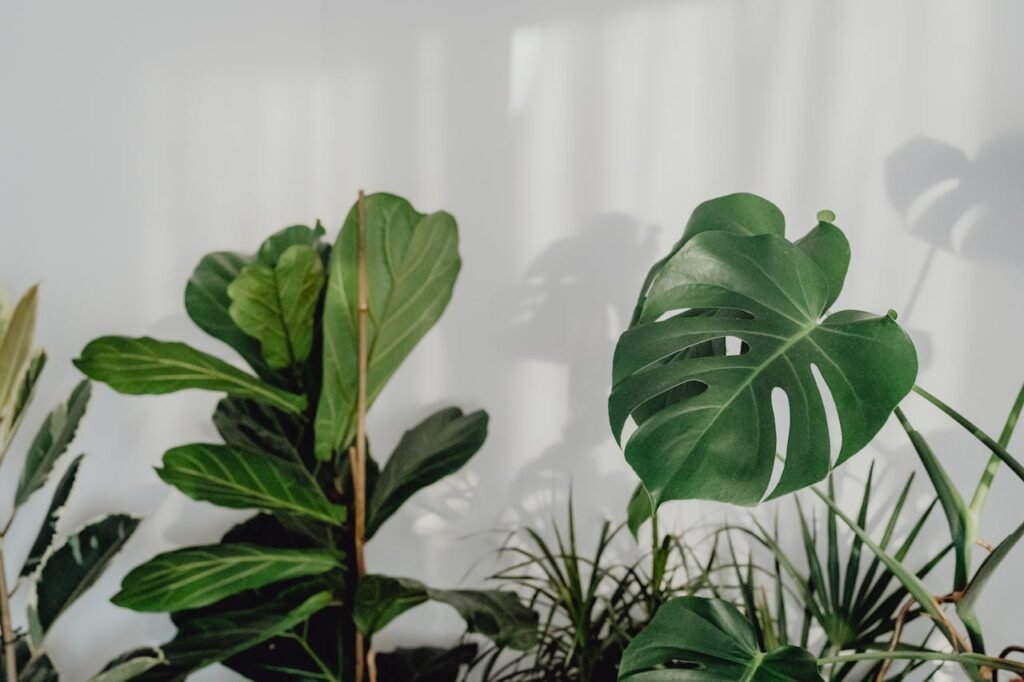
[
  {"xmin": 88, "ymin": 649, "xmax": 167, "ymax": 682},
  {"xmin": 256, "ymin": 223, "xmax": 326, "ymax": 266},
  {"xmin": 228, "ymin": 244, "xmax": 325, "ymax": 369},
  {"xmin": 22, "ymin": 454, "xmax": 83, "ymax": 577},
  {"xmin": 4, "ymin": 350, "xmax": 46, "ymax": 452},
  {"xmin": 157, "ymin": 443, "xmax": 345, "ymax": 524},
  {"xmin": 213, "ymin": 396, "xmax": 306, "ymax": 462},
  {"xmin": 36, "ymin": 513, "xmax": 139, "ymax": 632},
  {"xmin": 15, "ymin": 380, "xmax": 91, "ymax": 507},
  {"xmin": 75, "ymin": 336, "xmax": 306, "ymax": 414},
  {"xmin": 315, "ymin": 193, "xmax": 461, "ymax": 460},
  {"xmin": 113, "ymin": 543, "xmax": 342, "ymax": 612},
  {"xmin": 376, "ymin": 644, "xmax": 478, "ymax": 682},
  {"xmin": 0, "ymin": 286, "xmax": 37, "ymax": 412},
  {"xmin": 135, "ymin": 591, "xmax": 332, "ymax": 681},
  {"xmin": 610, "ymin": 211, "xmax": 917, "ymax": 507},
  {"xmin": 618, "ymin": 596, "xmax": 823, "ymax": 681},
  {"xmin": 354, "ymin": 574, "xmax": 538, "ymax": 649},
  {"xmin": 18, "ymin": 652, "xmax": 57, "ymax": 682},
  {"xmin": 957, "ymin": 518, "xmax": 1024, "ymax": 648},
  {"xmin": 794, "ymin": 219, "xmax": 850, "ymax": 311},
  {"xmin": 184, "ymin": 251, "xmax": 278, "ymax": 380},
  {"xmin": 626, "ymin": 482, "xmax": 655, "ymax": 538},
  {"xmin": 367, "ymin": 407, "xmax": 487, "ymax": 538}
]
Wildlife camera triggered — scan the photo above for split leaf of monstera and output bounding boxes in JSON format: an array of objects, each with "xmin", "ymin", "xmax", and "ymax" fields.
[
  {"xmin": 611, "ymin": 200, "xmax": 917, "ymax": 510},
  {"xmin": 618, "ymin": 596, "xmax": 823, "ymax": 681}
]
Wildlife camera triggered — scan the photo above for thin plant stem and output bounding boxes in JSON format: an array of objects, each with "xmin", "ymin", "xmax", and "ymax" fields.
[
  {"xmin": 913, "ymin": 385, "xmax": 1024, "ymax": 485},
  {"xmin": 820, "ymin": 651, "xmax": 1024, "ymax": 676},
  {"xmin": 0, "ymin": 541, "xmax": 16, "ymax": 682},
  {"xmin": 350, "ymin": 189, "xmax": 372, "ymax": 682}
]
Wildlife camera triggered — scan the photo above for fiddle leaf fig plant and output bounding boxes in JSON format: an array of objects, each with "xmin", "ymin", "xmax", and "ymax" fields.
[
  {"xmin": 611, "ymin": 193, "xmax": 918, "ymax": 511},
  {"xmin": 0, "ymin": 287, "xmax": 150, "ymax": 681},
  {"xmin": 76, "ymin": 192, "xmax": 537, "ymax": 681}
]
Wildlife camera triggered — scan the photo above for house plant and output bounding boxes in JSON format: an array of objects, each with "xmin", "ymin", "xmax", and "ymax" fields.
[
  {"xmin": 76, "ymin": 192, "xmax": 537, "ymax": 681},
  {"xmin": 0, "ymin": 286, "xmax": 153, "ymax": 681},
  {"xmin": 609, "ymin": 193, "xmax": 1024, "ymax": 680}
]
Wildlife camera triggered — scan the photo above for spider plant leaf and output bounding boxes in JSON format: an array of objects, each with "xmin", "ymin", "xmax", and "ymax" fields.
[
  {"xmin": 315, "ymin": 193, "xmax": 461, "ymax": 461},
  {"xmin": 157, "ymin": 443, "xmax": 345, "ymax": 525},
  {"xmin": 366, "ymin": 407, "xmax": 487, "ymax": 538},
  {"xmin": 112, "ymin": 543, "xmax": 342, "ymax": 612},
  {"xmin": 15, "ymin": 380, "xmax": 90, "ymax": 507},
  {"xmin": 75, "ymin": 336, "xmax": 306, "ymax": 414},
  {"xmin": 841, "ymin": 463, "xmax": 874, "ymax": 614},
  {"xmin": 956, "ymin": 518, "xmax": 1024, "ymax": 648},
  {"xmin": 227, "ymin": 243, "xmax": 325, "ymax": 369},
  {"xmin": 619, "ymin": 596, "xmax": 823, "ymax": 681},
  {"xmin": 895, "ymin": 408, "xmax": 970, "ymax": 589},
  {"xmin": 353, "ymin": 574, "xmax": 538, "ymax": 649},
  {"xmin": 36, "ymin": 513, "xmax": 140, "ymax": 632},
  {"xmin": 610, "ymin": 203, "xmax": 917, "ymax": 507},
  {"xmin": 826, "ymin": 478, "xmax": 841, "ymax": 615},
  {"xmin": 21, "ymin": 454, "xmax": 83, "ymax": 577}
]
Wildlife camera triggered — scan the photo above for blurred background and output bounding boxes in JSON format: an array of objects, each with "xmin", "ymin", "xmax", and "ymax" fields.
[{"xmin": 1, "ymin": 1, "xmax": 1022, "ymax": 679}]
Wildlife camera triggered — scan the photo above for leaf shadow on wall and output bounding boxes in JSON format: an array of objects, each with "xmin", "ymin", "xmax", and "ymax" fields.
[{"xmin": 494, "ymin": 213, "xmax": 659, "ymax": 535}]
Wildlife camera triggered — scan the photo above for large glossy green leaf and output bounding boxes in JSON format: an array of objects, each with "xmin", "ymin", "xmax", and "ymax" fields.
[
  {"xmin": 315, "ymin": 193, "xmax": 461, "ymax": 460},
  {"xmin": 256, "ymin": 223, "xmax": 326, "ymax": 266},
  {"xmin": 228, "ymin": 244, "xmax": 325, "ymax": 369},
  {"xmin": 354, "ymin": 574, "xmax": 538, "ymax": 649},
  {"xmin": 113, "ymin": 543, "xmax": 342, "ymax": 612},
  {"xmin": 15, "ymin": 380, "xmax": 90, "ymax": 507},
  {"xmin": 75, "ymin": 336, "xmax": 306, "ymax": 414},
  {"xmin": 367, "ymin": 407, "xmax": 487, "ymax": 538},
  {"xmin": 35, "ymin": 513, "xmax": 139, "ymax": 632},
  {"xmin": 21, "ymin": 454, "xmax": 83, "ymax": 577},
  {"xmin": 619, "ymin": 596, "xmax": 822, "ymax": 681},
  {"xmin": 157, "ymin": 443, "xmax": 345, "ymax": 524},
  {"xmin": 135, "ymin": 591, "xmax": 332, "ymax": 681},
  {"xmin": 376, "ymin": 644, "xmax": 478, "ymax": 682},
  {"xmin": 610, "ymin": 211, "xmax": 917, "ymax": 507},
  {"xmin": 213, "ymin": 396, "xmax": 306, "ymax": 462}
]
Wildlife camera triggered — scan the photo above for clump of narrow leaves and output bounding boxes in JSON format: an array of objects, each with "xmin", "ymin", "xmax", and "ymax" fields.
[
  {"xmin": 477, "ymin": 501, "xmax": 715, "ymax": 681},
  {"xmin": 77, "ymin": 195, "xmax": 538, "ymax": 680},
  {"xmin": 0, "ymin": 286, "xmax": 151, "ymax": 680}
]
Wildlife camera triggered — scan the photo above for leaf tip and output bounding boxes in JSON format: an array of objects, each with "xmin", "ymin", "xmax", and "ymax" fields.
[{"xmin": 816, "ymin": 209, "xmax": 836, "ymax": 223}]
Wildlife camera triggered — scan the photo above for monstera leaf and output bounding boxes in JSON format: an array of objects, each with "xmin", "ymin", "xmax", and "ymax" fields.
[
  {"xmin": 610, "ymin": 200, "xmax": 917, "ymax": 508},
  {"xmin": 619, "ymin": 597, "xmax": 822, "ymax": 681},
  {"xmin": 315, "ymin": 193, "xmax": 461, "ymax": 460}
]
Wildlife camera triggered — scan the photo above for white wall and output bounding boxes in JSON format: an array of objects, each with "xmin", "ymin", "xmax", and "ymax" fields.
[{"xmin": 2, "ymin": 1, "xmax": 1023, "ymax": 679}]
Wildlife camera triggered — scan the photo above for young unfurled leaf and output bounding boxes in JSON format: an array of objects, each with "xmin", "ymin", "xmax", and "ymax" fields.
[
  {"xmin": 113, "ymin": 543, "xmax": 342, "ymax": 612},
  {"xmin": 228, "ymin": 244, "xmax": 325, "ymax": 369},
  {"xmin": 15, "ymin": 380, "xmax": 91, "ymax": 507},
  {"xmin": 75, "ymin": 336, "xmax": 306, "ymax": 414},
  {"xmin": 619, "ymin": 596, "xmax": 823, "ymax": 681},
  {"xmin": 133, "ymin": 591, "xmax": 331, "ymax": 681},
  {"xmin": 367, "ymin": 407, "xmax": 487, "ymax": 538},
  {"xmin": 315, "ymin": 194, "xmax": 461, "ymax": 460},
  {"xmin": 611, "ymin": 200, "xmax": 917, "ymax": 507},
  {"xmin": 35, "ymin": 513, "xmax": 140, "ymax": 633},
  {"xmin": 21, "ymin": 455, "xmax": 83, "ymax": 577},
  {"xmin": 354, "ymin": 574, "xmax": 538, "ymax": 650},
  {"xmin": 157, "ymin": 443, "xmax": 345, "ymax": 525}
]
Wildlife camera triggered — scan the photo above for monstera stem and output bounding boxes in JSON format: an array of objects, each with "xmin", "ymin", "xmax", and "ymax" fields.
[
  {"xmin": 0, "ymin": 542, "xmax": 15, "ymax": 682},
  {"xmin": 349, "ymin": 190, "xmax": 374, "ymax": 682}
]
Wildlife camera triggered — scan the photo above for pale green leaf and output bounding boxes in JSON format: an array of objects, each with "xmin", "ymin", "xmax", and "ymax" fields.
[
  {"xmin": 315, "ymin": 194, "xmax": 461, "ymax": 460},
  {"xmin": 228, "ymin": 244, "xmax": 324, "ymax": 369},
  {"xmin": 113, "ymin": 543, "xmax": 342, "ymax": 612},
  {"xmin": 88, "ymin": 649, "xmax": 167, "ymax": 682},
  {"xmin": 0, "ymin": 286, "xmax": 38, "ymax": 425},
  {"xmin": 75, "ymin": 336, "xmax": 306, "ymax": 414},
  {"xmin": 157, "ymin": 443, "xmax": 345, "ymax": 524},
  {"xmin": 15, "ymin": 380, "xmax": 91, "ymax": 507}
]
